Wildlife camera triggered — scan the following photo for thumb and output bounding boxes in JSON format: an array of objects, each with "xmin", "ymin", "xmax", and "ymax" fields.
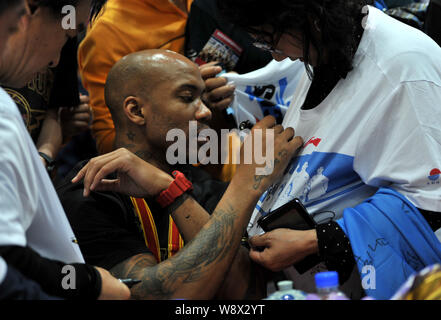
[
  {"xmin": 249, "ymin": 247, "xmax": 267, "ymax": 266},
  {"xmin": 248, "ymin": 234, "xmax": 268, "ymax": 248}
]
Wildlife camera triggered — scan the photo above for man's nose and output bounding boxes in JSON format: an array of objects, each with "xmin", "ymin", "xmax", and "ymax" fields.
[{"xmin": 195, "ymin": 101, "xmax": 212, "ymax": 121}]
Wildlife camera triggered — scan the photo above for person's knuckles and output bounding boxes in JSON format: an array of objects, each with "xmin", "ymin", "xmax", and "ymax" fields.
[{"xmin": 205, "ymin": 77, "xmax": 227, "ymax": 89}]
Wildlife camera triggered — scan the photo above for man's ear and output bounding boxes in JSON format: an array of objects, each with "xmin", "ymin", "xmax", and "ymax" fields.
[{"xmin": 123, "ymin": 96, "xmax": 147, "ymax": 126}]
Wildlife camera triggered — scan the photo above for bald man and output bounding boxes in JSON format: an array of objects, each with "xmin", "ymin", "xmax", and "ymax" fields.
[
  {"xmin": 104, "ymin": 49, "xmax": 213, "ymax": 172},
  {"xmin": 56, "ymin": 49, "xmax": 303, "ymax": 299}
]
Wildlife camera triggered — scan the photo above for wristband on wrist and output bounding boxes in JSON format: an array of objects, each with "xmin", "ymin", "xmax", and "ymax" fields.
[
  {"xmin": 165, "ymin": 192, "xmax": 192, "ymax": 215},
  {"xmin": 38, "ymin": 152, "xmax": 56, "ymax": 173},
  {"xmin": 155, "ymin": 171, "xmax": 193, "ymax": 208}
]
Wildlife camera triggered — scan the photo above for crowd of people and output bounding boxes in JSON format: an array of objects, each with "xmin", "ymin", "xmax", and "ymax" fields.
[{"xmin": 0, "ymin": 0, "xmax": 440, "ymax": 301}]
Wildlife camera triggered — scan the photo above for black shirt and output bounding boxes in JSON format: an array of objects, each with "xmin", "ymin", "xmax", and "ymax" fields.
[
  {"xmin": 56, "ymin": 161, "xmax": 228, "ymax": 269},
  {"xmin": 185, "ymin": 0, "xmax": 272, "ymax": 74}
]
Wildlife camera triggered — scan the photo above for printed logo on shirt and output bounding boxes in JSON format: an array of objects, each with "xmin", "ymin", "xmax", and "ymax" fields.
[
  {"xmin": 245, "ymin": 77, "xmax": 291, "ymax": 124},
  {"xmin": 257, "ymin": 152, "xmax": 363, "ymax": 214},
  {"xmin": 304, "ymin": 137, "xmax": 322, "ymax": 149},
  {"xmin": 428, "ymin": 168, "xmax": 440, "ymax": 184}
]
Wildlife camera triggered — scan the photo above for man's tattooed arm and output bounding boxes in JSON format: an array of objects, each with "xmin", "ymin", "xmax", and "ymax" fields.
[{"xmin": 110, "ymin": 200, "xmax": 248, "ymax": 300}]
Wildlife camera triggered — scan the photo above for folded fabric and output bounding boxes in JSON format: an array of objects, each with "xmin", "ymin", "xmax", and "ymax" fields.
[
  {"xmin": 337, "ymin": 187, "xmax": 441, "ymax": 300},
  {"xmin": 224, "ymin": 59, "xmax": 304, "ymax": 128}
]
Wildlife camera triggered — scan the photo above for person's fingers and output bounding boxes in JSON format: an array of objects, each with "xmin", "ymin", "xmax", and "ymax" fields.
[
  {"xmin": 76, "ymin": 103, "xmax": 91, "ymax": 113},
  {"xmin": 71, "ymin": 112, "xmax": 91, "ymax": 122},
  {"xmin": 89, "ymin": 160, "xmax": 125, "ymax": 191},
  {"xmin": 199, "ymin": 64, "xmax": 223, "ymax": 80},
  {"xmin": 79, "ymin": 94, "xmax": 90, "ymax": 104},
  {"xmin": 289, "ymin": 135, "xmax": 304, "ymax": 150},
  {"xmin": 72, "ymin": 149, "xmax": 120, "ymax": 185},
  {"xmin": 205, "ymin": 83, "xmax": 235, "ymax": 103},
  {"xmin": 91, "ymin": 179, "xmax": 120, "ymax": 193},
  {"xmin": 71, "ymin": 121, "xmax": 90, "ymax": 129},
  {"xmin": 209, "ymin": 97, "xmax": 234, "ymax": 111},
  {"xmin": 281, "ymin": 127, "xmax": 295, "ymax": 141},
  {"xmin": 72, "ymin": 161, "xmax": 90, "ymax": 183},
  {"xmin": 249, "ymin": 248, "xmax": 266, "ymax": 266},
  {"xmin": 248, "ymin": 234, "xmax": 268, "ymax": 248},
  {"xmin": 81, "ymin": 152, "xmax": 122, "ymax": 196},
  {"xmin": 274, "ymin": 124, "xmax": 284, "ymax": 134},
  {"xmin": 204, "ymin": 76, "xmax": 227, "ymax": 91},
  {"xmin": 253, "ymin": 115, "xmax": 277, "ymax": 130}
]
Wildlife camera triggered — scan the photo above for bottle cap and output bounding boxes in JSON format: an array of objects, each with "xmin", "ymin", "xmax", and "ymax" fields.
[
  {"xmin": 315, "ymin": 271, "xmax": 339, "ymax": 289},
  {"xmin": 277, "ymin": 280, "xmax": 294, "ymax": 291}
]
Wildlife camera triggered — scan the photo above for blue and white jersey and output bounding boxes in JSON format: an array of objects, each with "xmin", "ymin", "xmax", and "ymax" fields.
[
  {"xmin": 248, "ymin": 6, "xmax": 441, "ymax": 236},
  {"xmin": 225, "ymin": 58, "xmax": 304, "ymax": 126}
]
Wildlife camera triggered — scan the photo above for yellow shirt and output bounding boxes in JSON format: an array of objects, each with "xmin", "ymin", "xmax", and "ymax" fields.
[{"xmin": 79, "ymin": 0, "xmax": 193, "ymax": 154}]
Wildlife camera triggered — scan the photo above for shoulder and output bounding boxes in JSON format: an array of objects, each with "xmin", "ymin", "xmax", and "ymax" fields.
[
  {"xmin": 0, "ymin": 88, "xmax": 19, "ymax": 116},
  {"xmin": 55, "ymin": 161, "xmax": 132, "ymax": 221},
  {"xmin": 359, "ymin": 6, "xmax": 441, "ymax": 86}
]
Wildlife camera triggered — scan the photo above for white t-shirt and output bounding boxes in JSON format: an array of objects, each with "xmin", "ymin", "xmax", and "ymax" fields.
[
  {"xmin": 248, "ymin": 6, "xmax": 441, "ymax": 236},
  {"xmin": 0, "ymin": 257, "xmax": 6, "ymax": 285},
  {"xmin": 225, "ymin": 58, "xmax": 304, "ymax": 127},
  {"xmin": 0, "ymin": 88, "xmax": 83, "ymax": 263}
]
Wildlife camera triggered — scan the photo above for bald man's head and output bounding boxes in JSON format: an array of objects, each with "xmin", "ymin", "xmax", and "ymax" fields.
[{"xmin": 104, "ymin": 49, "xmax": 200, "ymax": 128}]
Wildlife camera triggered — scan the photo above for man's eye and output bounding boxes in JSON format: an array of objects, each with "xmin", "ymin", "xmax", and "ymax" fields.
[{"xmin": 180, "ymin": 95, "xmax": 194, "ymax": 103}]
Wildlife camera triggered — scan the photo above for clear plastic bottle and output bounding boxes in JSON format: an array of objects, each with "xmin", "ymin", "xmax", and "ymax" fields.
[
  {"xmin": 314, "ymin": 271, "xmax": 349, "ymax": 300},
  {"xmin": 265, "ymin": 280, "xmax": 307, "ymax": 300}
]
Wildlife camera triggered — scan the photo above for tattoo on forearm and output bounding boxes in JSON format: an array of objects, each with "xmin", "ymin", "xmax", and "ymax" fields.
[
  {"xmin": 253, "ymin": 175, "xmax": 265, "ymax": 190},
  {"xmin": 110, "ymin": 202, "xmax": 239, "ymax": 299},
  {"xmin": 252, "ymin": 148, "xmax": 289, "ymax": 190}
]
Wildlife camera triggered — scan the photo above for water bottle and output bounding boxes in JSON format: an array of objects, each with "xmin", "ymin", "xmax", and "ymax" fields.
[
  {"xmin": 313, "ymin": 271, "xmax": 349, "ymax": 300},
  {"xmin": 265, "ymin": 280, "xmax": 307, "ymax": 300}
]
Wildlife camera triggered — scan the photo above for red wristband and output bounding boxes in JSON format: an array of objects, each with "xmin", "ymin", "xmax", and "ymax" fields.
[{"xmin": 155, "ymin": 171, "xmax": 193, "ymax": 208}]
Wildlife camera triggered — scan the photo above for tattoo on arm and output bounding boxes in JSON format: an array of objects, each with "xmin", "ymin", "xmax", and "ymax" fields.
[
  {"xmin": 110, "ymin": 202, "xmax": 239, "ymax": 299},
  {"xmin": 252, "ymin": 148, "xmax": 289, "ymax": 190}
]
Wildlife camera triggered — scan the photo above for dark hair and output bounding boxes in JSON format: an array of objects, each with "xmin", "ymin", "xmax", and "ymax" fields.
[
  {"xmin": 36, "ymin": 0, "xmax": 107, "ymax": 22},
  {"xmin": 217, "ymin": 0, "xmax": 373, "ymax": 79},
  {"xmin": 0, "ymin": 0, "xmax": 23, "ymax": 15}
]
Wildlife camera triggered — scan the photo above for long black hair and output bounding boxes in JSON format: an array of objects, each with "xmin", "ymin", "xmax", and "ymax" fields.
[{"xmin": 217, "ymin": 0, "xmax": 373, "ymax": 80}]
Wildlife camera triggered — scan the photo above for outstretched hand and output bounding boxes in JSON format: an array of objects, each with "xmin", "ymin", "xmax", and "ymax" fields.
[
  {"xmin": 249, "ymin": 228, "xmax": 319, "ymax": 272},
  {"xmin": 71, "ymin": 148, "xmax": 173, "ymax": 198},
  {"xmin": 232, "ymin": 115, "xmax": 304, "ymax": 196}
]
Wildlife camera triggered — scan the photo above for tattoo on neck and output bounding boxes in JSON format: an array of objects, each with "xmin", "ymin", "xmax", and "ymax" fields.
[{"xmin": 127, "ymin": 131, "xmax": 136, "ymax": 141}]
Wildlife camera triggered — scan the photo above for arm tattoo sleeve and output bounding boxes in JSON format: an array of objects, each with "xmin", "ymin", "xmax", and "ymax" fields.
[{"xmin": 110, "ymin": 202, "xmax": 239, "ymax": 299}]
